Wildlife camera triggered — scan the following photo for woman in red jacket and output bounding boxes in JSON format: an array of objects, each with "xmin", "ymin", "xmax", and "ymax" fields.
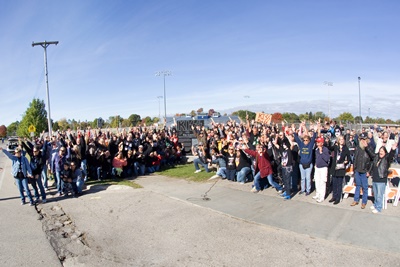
[{"xmin": 243, "ymin": 144, "xmax": 283, "ymax": 193}]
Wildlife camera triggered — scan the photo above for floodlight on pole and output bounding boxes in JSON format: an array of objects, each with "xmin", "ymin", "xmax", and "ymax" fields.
[
  {"xmin": 323, "ymin": 81, "xmax": 333, "ymax": 120},
  {"xmin": 155, "ymin": 70, "xmax": 172, "ymax": 125},
  {"xmin": 32, "ymin": 40, "xmax": 59, "ymax": 136}
]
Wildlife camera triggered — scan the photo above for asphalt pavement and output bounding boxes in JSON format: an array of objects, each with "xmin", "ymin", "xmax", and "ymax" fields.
[{"xmin": 1, "ymin": 143, "xmax": 400, "ymax": 266}]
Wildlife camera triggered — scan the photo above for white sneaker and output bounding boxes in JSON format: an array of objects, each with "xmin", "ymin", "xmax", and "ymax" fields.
[
  {"xmin": 316, "ymin": 199, "xmax": 323, "ymax": 203},
  {"xmin": 251, "ymin": 187, "xmax": 259, "ymax": 193},
  {"xmin": 194, "ymin": 170, "xmax": 201, "ymax": 173},
  {"xmin": 372, "ymin": 209, "xmax": 379, "ymax": 214},
  {"xmin": 312, "ymin": 195, "xmax": 318, "ymax": 199},
  {"xmin": 370, "ymin": 205, "xmax": 376, "ymax": 210},
  {"xmin": 209, "ymin": 175, "xmax": 220, "ymax": 180}
]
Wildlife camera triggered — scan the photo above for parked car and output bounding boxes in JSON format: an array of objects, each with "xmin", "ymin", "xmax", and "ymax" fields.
[{"xmin": 7, "ymin": 137, "xmax": 19, "ymax": 154}]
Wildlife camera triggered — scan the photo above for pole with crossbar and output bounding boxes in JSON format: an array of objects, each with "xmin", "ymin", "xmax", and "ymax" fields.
[
  {"xmin": 155, "ymin": 70, "xmax": 172, "ymax": 125},
  {"xmin": 32, "ymin": 41, "xmax": 59, "ymax": 136}
]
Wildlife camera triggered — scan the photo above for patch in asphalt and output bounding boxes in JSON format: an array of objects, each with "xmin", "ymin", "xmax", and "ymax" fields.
[{"xmin": 35, "ymin": 203, "xmax": 91, "ymax": 265}]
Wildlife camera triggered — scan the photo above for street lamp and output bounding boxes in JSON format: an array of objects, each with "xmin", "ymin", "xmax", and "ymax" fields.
[
  {"xmin": 157, "ymin": 96, "xmax": 163, "ymax": 122},
  {"xmin": 155, "ymin": 70, "xmax": 172, "ymax": 125},
  {"xmin": 323, "ymin": 81, "xmax": 333, "ymax": 120},
  {"xmin": 243, "ymin": 95, "xmax": 250, "ymax": 117},
  {"xmin": 32, "ymin": 40, "xmax": 59, "ymax": 136},
  {"xmin": 358, "ymin": 77, "xmax": 361, "ymax": 124}
]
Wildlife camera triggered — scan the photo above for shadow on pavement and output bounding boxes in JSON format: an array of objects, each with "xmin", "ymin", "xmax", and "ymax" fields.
[{"xmin": 0, "ymin": 196, "xmax": 20, "ymax": 202}]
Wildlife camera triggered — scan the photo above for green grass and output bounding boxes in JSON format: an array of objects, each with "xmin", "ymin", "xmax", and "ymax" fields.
[
  {"xmin": 85, "ymin": 163, "xmax": 216, "ymax": 188},
  {"xmin": 86, "ymin": 177, "xmax": 143, "ymax": 189},
  {"xmin": 159, "ymin": 163, "xmax": 216, "ymax": 182}
]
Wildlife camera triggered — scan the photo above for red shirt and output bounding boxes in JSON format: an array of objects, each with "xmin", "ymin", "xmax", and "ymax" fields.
[{"xmin": 244, "ymin": 149, "xmax": 273, "ymax": 178}]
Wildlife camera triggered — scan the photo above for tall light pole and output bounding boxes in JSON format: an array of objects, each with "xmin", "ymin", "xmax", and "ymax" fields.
[
  {"xmin": 157, "ymin": 96, "xmax": 163, "ymax": 122},
  {"xmin": 323, "ymin": 81, "xmax": 333, "ymax": 120},
  {"xmin": 358, "ymin": 77, "xmax": 361, "ymax": 124},
  {"xmin": 243, "ymin": 95, "xmax": 250, "ymax": 117},
  {"xmin": 155, "ymin": 70, "xmax": 172, "ymax": 125},
  {"xmin": 32, "ymin": 40, "xmax": 59, "ymax": 136}
]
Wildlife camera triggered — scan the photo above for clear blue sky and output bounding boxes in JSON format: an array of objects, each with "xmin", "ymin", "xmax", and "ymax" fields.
[{"xmin": 1, "ymin": 0, "xmax": 399, "ymax": 126}]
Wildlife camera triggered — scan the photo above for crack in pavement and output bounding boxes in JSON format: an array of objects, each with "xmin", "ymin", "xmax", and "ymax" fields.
[{"xmin": 35, "ymin": 203, "xmax": 92, "ymax": 266}]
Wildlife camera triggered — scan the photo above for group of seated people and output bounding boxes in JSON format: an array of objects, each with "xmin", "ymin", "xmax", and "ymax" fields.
[{"xmin": 191, "ymin": 119, "xmax": 399, "ymax": 212}]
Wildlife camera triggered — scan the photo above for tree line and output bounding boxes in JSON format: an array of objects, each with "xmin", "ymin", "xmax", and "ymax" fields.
[{"xmin": 2, "ymin": 98, "xmax": 399, "ymax": 138}]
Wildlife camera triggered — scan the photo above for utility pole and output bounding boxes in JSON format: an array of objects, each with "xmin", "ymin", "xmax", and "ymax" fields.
[
  {"xmin": 32, "ymin": 41, "xmax": 59, "ymax": 136},
  {"xmin": 323, "ymin": 81, "xmax": 333, "ymax": 120},
  {"xmin": 157, "ymin": 96, "xmax": 163, "ymax": 122},
  {"xmin": 243, "ymin": 95, "xmax": 250, "ymax": 117},
  {"xmin": 155, "ymin": 70, "xmax": 172, "ymax": 125},
  {"xmin": 358, "ymin": 77, "xmax": 361, "ymax": 124}
]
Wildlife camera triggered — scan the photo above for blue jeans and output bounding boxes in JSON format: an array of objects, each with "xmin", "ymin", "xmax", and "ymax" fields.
[
  {"xmin": 266, "ymin": 173, "xmax": 283, "ymax": 191},
  {"xmin": 354, "ymin": 171, "xmax": 369, "ymax": 204},
  {"xmin": 146, "ymin": 166, "xmax": 155, "ymax": 173},
  {"xmin": 41, "ymin": 164, "xmax": 48, "ymax": 189},
  {"xmin": 193, "ymin": 158, "xmax": 209, "ymax": 172},
  {"xmin": 81, "ymin": 159, "xmax": 87, "ymax": 182},
  {"xmin": 216, "ymin": 167, "xmax": 227, "ymax": 178},
  {"xmin": 372, "ymin": 182, "xmax": 386, "ymax": 212},
  {"xmin": 76, "ymin": 178, "xmax": 85, "ymax": 194},
  {"xmin": 29, "ymin": 175, "xmax": 46, "ymax": 201},
  {"xmin": 96, "ymin": 167, "xmax": 103, "ymax": 180},
  {"xmin": 226, "ymin": 169, "xmax": 236, "ymax": 181},
  {"xmin": 134, "ymin": 162, "xmax": 146, "ymax": 176},
  {"xmin": 236, "ymin": 167, "xmax": 251, "ymax": 183},
  {"xmin": 55, "ymin": 171, "xmax": 64, "ymax": 194},
  {"xmin": 253, "ymin": 173, "xmax": 282, "ymax": 191},
  {"xmin": 15, "ymin": 178, "xmax": 34, "ymax": 204},
  {"xmin": 299, "ymin": 163, "xmax": 313, "ymax": 193},
  {"xmin": 253, "ymin": 172, "xmax": 267, "ymax": 191}
]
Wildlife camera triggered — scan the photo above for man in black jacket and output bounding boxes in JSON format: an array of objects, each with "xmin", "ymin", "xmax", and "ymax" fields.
[{"xmin": 351, "ymin": 133, "xmax": 375, "ymax": 209}]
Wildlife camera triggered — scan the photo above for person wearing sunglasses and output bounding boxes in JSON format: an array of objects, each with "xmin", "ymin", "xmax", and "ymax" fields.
[{"xmin": 0, "ymin": 147, "xmax": 35, "ymax": 206}]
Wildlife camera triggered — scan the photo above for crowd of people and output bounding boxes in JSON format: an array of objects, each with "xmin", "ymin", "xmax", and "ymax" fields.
[
  {"xmin": 1, "ymin": 126, "xmax": 187, "ymax": 205},
  {"xmin": 190, "ymin": 119, "xmax": 399, "ymax": 213},
  {"xmin": 1, "ymin": 120, "xmax": 399, "ymax": 214}
]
